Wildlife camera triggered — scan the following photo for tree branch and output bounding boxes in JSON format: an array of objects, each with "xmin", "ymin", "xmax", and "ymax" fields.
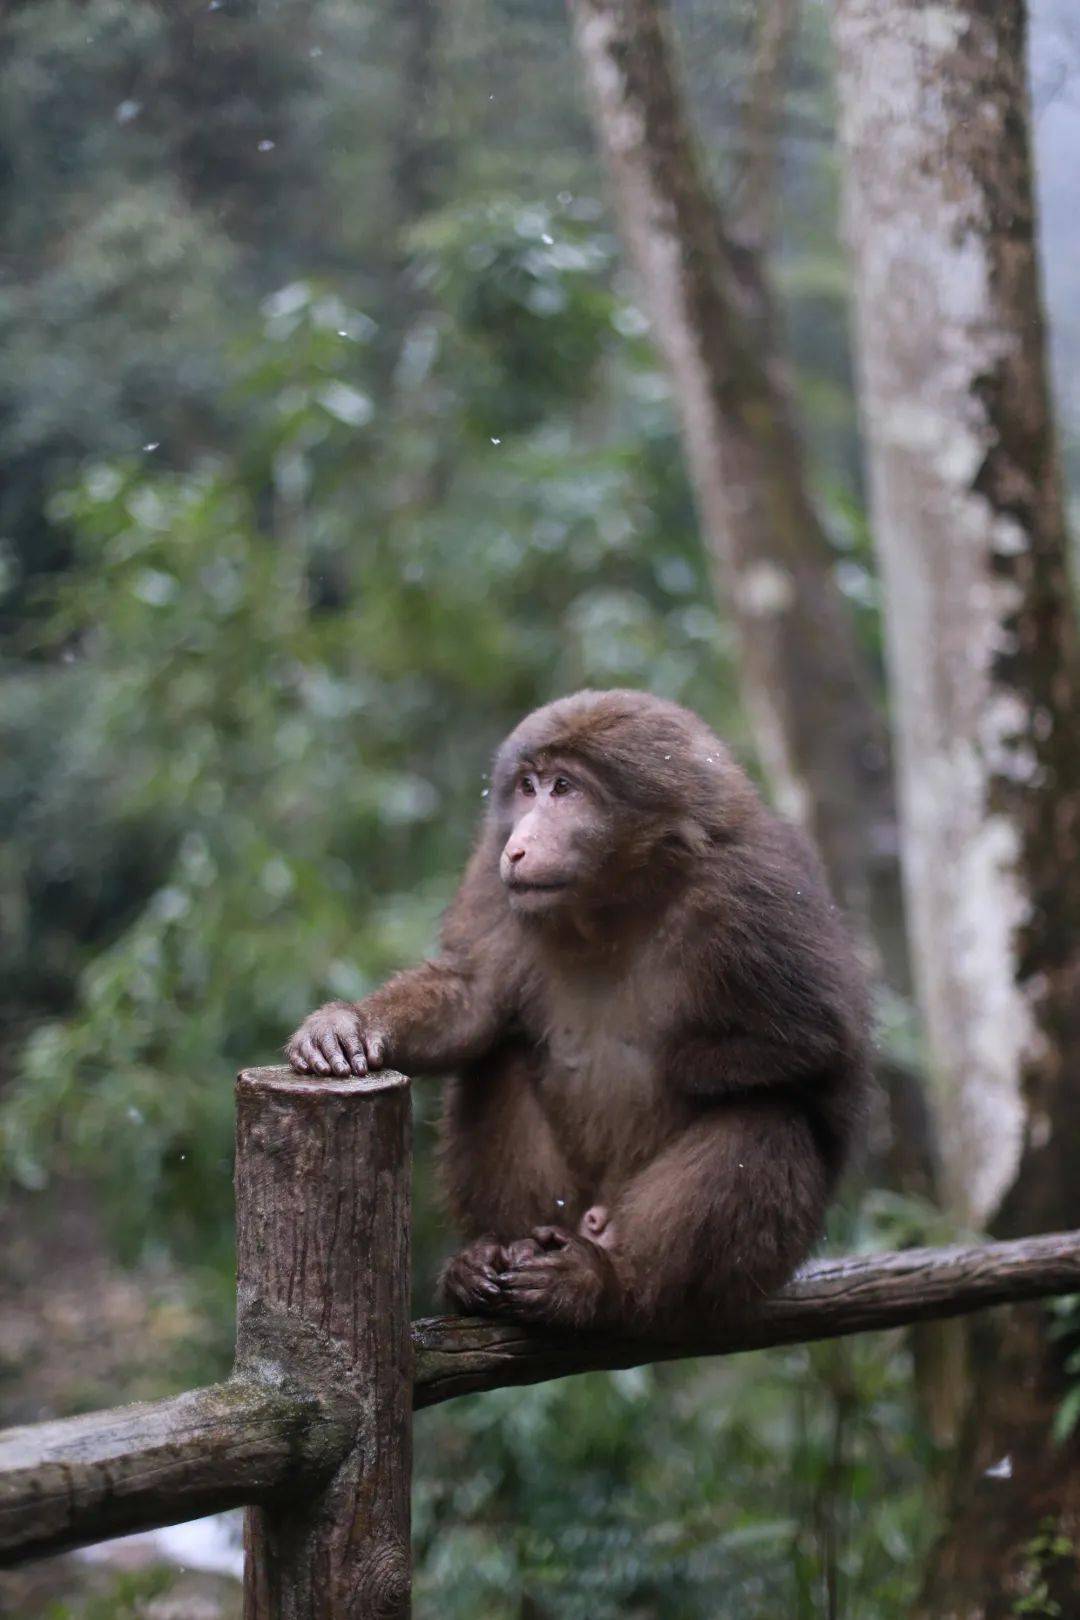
[{"xmin": 413, "ymin": 1230, "xmax": 1080, "ymax": 1407}]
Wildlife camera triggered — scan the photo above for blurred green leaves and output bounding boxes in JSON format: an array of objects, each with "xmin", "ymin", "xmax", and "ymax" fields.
[{"xmin": 0, "ymin": 4, "xmax": 923, "ymax": 1615}]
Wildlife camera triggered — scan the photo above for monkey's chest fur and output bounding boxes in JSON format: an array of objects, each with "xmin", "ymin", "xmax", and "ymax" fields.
[
  {"xmin": 529, "ymin": 963, "xmax": 678, "ymax": 1192},
  {"xmin": 439, "ymin": 951, "xmax": 695, "ymax": 1241}
]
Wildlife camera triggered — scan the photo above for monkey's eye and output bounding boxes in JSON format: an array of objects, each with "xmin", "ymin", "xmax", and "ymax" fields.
[
  {"xmin": 551, "ymin": 776, "xmax": 572, "ymax": 797},
  {"xmin": 518, "ymin": 775, "xmax": 537, "ymax": 796}
]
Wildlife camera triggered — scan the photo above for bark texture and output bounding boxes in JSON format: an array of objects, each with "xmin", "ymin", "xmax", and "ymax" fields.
[
  {"xmin": 735, "ymin": 0, "xmax": 798, "ymax": 254},
  {"xmin": 0, "ymin": 1380, "xmax": 353, "ymax": 1567},
  {"xmin": 566, "ymin": 0, "xmax": 901, "ymax": 953},
  {"xmin": 236, "ymin": 1067, "xmax": 412, "ymax": 1620},
  {"xmin": 413, "ymin": 1229, "xmax": 1080, "ymax": 1409},
  {"xmin": 833, "ymin": 3, "xmax": 1080, "ymax": 1612}
]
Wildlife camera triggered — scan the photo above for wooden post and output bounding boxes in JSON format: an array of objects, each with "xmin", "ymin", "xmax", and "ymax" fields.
[{"xmin": 234, "ymin": 1066, "xmax": 412, "ymax": 1620}]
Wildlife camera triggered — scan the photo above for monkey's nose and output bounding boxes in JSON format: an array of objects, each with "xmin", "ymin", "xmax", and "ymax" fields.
[{"xmin": 506, "ymin": 845, "xmax": 526, "ymax": 864}]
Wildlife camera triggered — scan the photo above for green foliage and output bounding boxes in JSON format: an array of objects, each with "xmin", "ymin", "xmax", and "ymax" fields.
[
  {"xmin": 0, "ymin": 4, "xmax": 929, "ymax": 1616},
  {"xmin": 41, "ymin": 1565, "xmax": 173, "ymax": 1620},
  {"xmin": 1012, "ymin": 1520, "xmax": 1076, "ymax": 1618},
  {"xmin": 0, "ymin": 250, "xmax": 734, "ymax": 1283},
  {"xmin": 412, "ymin": 198, "xmax": 620, "ymax": 437},
  {"xmin": 416, "ymin": 1325, "xmax": 935, "ymax": 1618},
  {"xmin": 1046, "ymin": 1295, "xmax": 1080, "ymax": 1444}
]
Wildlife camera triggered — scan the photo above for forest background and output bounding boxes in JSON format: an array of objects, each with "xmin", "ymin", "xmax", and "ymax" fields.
[{"xmin": 2, "ymin": 1, "xmax": 1080, "ymax": 1616}]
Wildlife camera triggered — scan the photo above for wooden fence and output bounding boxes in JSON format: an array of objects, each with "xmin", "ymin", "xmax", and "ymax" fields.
[{"xmin": 3, "ymin": 1065, "xmax": 1080, "ymax": 1616}]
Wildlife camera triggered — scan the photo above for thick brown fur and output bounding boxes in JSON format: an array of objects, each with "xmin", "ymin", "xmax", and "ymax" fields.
[{"xmin": 286, "ymin": 690, "xmax": 872, "ymax": 1333}]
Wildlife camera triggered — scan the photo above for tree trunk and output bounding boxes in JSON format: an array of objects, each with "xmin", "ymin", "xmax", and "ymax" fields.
[
  {"xmin": 566, "ymin": 0, "xmax": 905, "ymax": 974},
  {"xmin": 833, "ymin": 2, "xmax": 1080, "ymax": 1611},
  {"xmin": 566, "ymin": 0, "xmax": 937, "ymax": 1202},
  {"xmin": 735, "ymin": 0, "xmax": 799, "ymax": 255}
]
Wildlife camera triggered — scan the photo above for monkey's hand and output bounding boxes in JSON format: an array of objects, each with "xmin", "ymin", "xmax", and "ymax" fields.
[
  {"xmin": 491, "ymin": 1225, "xmax": 622, "ymax": 1330},
  {"xmin": 285, "ymin": 1000, "xmax": 389, "ymax": 1079},
  {"xmin": 439, "ymin": 1239, "xmax": 509, "ymax": 1314}
]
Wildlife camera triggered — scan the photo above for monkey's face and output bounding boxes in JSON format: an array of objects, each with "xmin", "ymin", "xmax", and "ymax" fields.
[{"xmin": 498, "ymin": 758, "xmax": 611, "ymax": 915}]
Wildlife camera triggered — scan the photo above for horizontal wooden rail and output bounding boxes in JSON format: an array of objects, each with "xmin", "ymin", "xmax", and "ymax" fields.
[
  {"xmin": 4, "ymin": 1227, "xmax": 1080, "ymax": 1567},
  {"xmin": 413, "ymin": 1228, "xmax": 1080, "ymax": 1406},
  {"xmin": 0, "ymin": 1379, "xmax": 355, "ymax": 1566}
]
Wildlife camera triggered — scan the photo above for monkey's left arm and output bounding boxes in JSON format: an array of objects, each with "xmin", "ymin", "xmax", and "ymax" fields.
[
  {"xmin": 668, "ymin": 1023, "xmax": 845, "ymax": 1099},
  {"xmin": 669, "ymin": 879, "xmax": 866, "ymax": 1103}
]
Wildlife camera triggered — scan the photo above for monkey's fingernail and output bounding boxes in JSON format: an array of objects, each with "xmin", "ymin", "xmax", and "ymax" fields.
[{"xmin": 351, "ymin": 1057, "xmax": 367, "ymax": 1076}]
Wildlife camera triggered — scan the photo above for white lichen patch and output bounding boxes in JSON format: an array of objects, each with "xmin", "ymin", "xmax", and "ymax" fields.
[
  {"xmin": 990, "ymin": 514, "xmax": 1029, "ymax": 557},
  {"xmin": 920, "ymin": 6, "xmax": 969, "ymax": 57},
  {"xmin": 979, "ymin": 686, "xmax": 1038, "ymax": 785},
  {"xmin": 940, "ymin": 807, "xmax": 1039, "ymax": 1222},
  {"xmin": 737, "ymin": 561, "xmax": 795, "ymax": 618},
  {"xmin": 832, "ymin": 0, "xmax": 1058, "ymax": 1227}
]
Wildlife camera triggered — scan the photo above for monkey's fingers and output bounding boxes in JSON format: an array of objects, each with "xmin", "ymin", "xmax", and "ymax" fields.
[
  {"xmin": 441, "ymin": 1240, "xmax": 512, "ymax": 1313},
  {"xmin": 494, "ymin": 1265, "xmax": 575, "ymax": 1323},
  {"xmin": 496, "ymin": 1251, "xmax": 570, "ymax": 1286},
  {"xmin": 297, "ymin": 1035, "xmax": 331, "ymax": 1075},
  {"xmin": 285, "ymin": 1041, "xmax": 310, "ymax": 1073},
  {"xmin": 315, "ymin": 1030, "xmax": 353, "ymax": 1078},
  {"xmin": 364, "ymin": 1030, "xmax": 387, "ymax": 1070},
  {"xmin": 496, "ymin": 1285, "xmax": 552, "ymax": 1318},
  {"xmin": 338, "ymin": 1030, "xmax": 367, "ymax": 1078},
  {"xmin": 530, "ymin": 1225, "xmax": 573, "ymax": 1251}
]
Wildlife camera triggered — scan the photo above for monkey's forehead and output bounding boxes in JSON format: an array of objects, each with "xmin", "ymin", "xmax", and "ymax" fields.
[
  {"xmin": 492, "ymin": 689, "xmax": 736, "ymax": 785},
  {"xmin": 498, "ymin": 689, "xmax": 717, "ymax": 750}
]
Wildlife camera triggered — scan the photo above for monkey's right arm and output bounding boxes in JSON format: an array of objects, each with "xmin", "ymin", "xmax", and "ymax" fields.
[
  {"xmin": 286, "ymin": 955, "xmax": 512, "ymax": 1078},
  {"xmin": 288, "ymin": 842, "xmax": 521, "ymax": 1078}
]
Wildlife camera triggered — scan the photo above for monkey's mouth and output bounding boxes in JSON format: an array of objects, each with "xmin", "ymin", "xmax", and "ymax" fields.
[{"xmin": 505, "ymin": 879, "xmax": 572, "ymax": 896}]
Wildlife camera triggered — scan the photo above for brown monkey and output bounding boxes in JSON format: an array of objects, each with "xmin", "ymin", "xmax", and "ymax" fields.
[{"xmin": 287, "ymin": 690, "xmax": 871, "ymax": 1332}]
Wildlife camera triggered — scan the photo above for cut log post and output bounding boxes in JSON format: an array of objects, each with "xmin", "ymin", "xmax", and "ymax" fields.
[{"xmin": 235, "ymin": 1066, "xmax": 412, "ymax": 1620}]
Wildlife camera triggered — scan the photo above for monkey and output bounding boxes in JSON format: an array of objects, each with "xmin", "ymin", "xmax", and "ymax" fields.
[{"xmin": 286, "ymin": 689, "xmax": 872, "ymax": 1333}]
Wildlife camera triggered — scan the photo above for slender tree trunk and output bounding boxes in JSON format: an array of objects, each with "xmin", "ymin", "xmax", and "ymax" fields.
[
  {"xmin": 735, "ymin": 0, "xmax": 799, "ymax": 254},
  {"xmin": 833, "ymin": 2, "xmax": 1080, "ymax": 1611},
  {"xmin": 566, "ymin": 0, "xmax": 939, "ymax": 1205},
  {"xmin": 566, "ymin": 0, "xmax": 901, "ymax": 964}
]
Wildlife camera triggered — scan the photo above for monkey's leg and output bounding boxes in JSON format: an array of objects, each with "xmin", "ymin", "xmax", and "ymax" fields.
[
  {"xmin": 482, "ymin": 1100, "xmax": 830, "ymax": 1332},
  {"xmin": 439, "ymin": 1048, "xmax": 585, "ymax": 1240},
  {"xmin": 609, "ymin": 1098, "xmax": 829, "ymax": 1328},
  {"xmin": 438, "ymin": 1047, "xmax": 587, "ymax": 1315}
]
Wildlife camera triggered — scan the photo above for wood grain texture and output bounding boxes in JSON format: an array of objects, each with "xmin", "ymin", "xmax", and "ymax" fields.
[{"xmin": 236, "ymin": 1066, "xmax": 412, "ymax": 1620}]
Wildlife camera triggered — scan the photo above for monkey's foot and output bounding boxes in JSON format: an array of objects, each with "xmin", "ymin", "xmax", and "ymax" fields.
[
  {"xmin": 440, "ymin": 1239, "xmax": 509, "ymax": 1314},
  {"xmin": 489, "ymin": 1225, "xmax": 620, "ymax": 1330}
]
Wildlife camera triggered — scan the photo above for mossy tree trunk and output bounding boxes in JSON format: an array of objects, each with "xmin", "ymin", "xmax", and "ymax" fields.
[{"xmin": 833, "ymin": 2, "xmax": 1080, "ymax": 1612}]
